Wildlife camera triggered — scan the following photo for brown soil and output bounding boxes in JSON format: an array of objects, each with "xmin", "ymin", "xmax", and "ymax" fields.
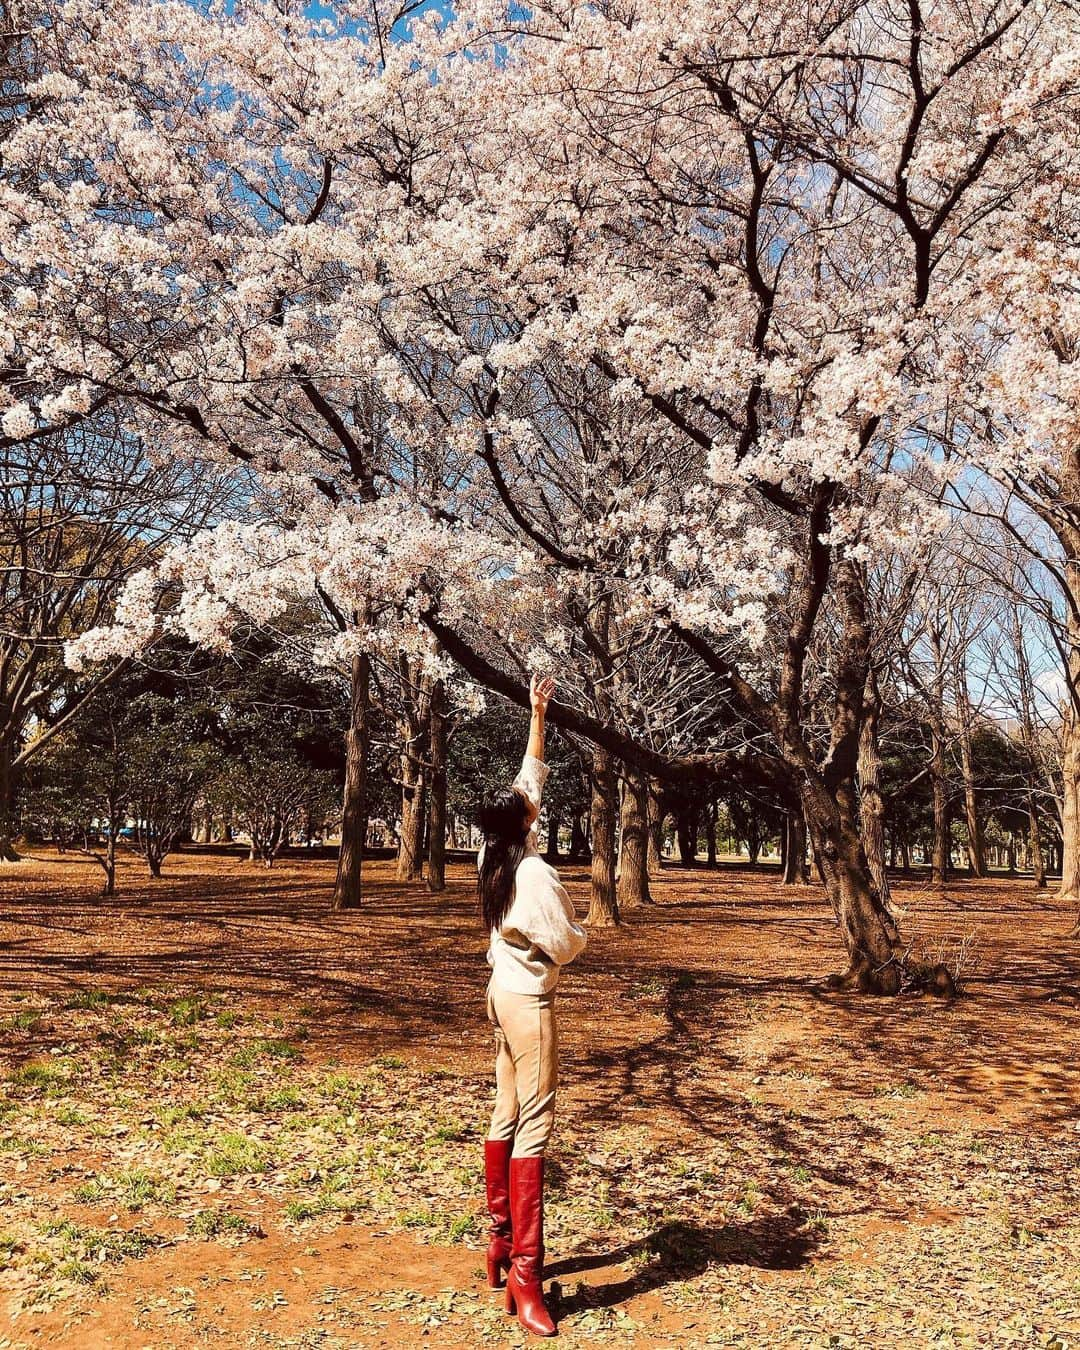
[{"xmin": 0, "ymin": 850, "xmax": 1078, "ymax": 1349}]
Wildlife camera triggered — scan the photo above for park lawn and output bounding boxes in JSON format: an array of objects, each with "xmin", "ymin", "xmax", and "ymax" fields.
[{"xmin": 0, "ymin": 852, "xmax": 1077, "ymax": 1348}]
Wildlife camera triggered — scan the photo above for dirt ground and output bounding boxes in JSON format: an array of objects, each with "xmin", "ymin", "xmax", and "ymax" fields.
[{"xmin": 0, "ymin": 850, "xmax": 1078, "ymax": 1349}]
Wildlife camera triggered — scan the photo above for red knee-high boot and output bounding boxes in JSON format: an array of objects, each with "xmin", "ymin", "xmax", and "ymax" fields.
[
  {"xmin": 484, "ymin": 1139, "xmax": 513, "ymax": 1288},
  {"xmin": 506, "ymin": 1156, "xmax": 556, "ymax": 1336}
]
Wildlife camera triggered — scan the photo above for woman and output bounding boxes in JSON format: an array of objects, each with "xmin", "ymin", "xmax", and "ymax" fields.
[{"xmin": 478, "ymin": 675, "xmax": 587, "ymax": 1338}]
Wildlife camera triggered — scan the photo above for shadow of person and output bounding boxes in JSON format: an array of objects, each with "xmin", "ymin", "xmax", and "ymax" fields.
[{"xmin": 546, "ymin": 1214, "xmax": 822, "ymax": 1316}]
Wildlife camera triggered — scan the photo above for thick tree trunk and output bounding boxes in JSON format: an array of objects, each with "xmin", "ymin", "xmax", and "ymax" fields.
[
  {"xmin": 569, "ymin": 812, "xmax": 587, "ymax": 860},
  {"xmin": 333, "ymin": 651, "xmax": 370, "ymax": 910},
  {"xmin": 676, "ymin": 809, "xmax": 696, "ymax": 866},
  {"xmin": 1058, "ymin": 706, "xmax": 1080, "ymax": 921},
  {"xmin": 801, "ymin": 779, "xmax": 931, "ymax": 994},
  {"xmin": 586, "ymin": 747, "xmax": 619, "ymax": 926},
  {"xmin": 647, "ymin": 783, "xmax": 663, "ymax": 875},
  {"xmin": 705, "ymin": 799, "xmax": 718, "ymax": 867},
  {"xmin": 397, "ymin": 755, "xmax": 426, "ymax": 882},
  {"xmin": 794, "ymin": 559, "xmax": 950, "ymax": 994},
  {"xmin": 0, "ymin": 734, "xmax": 21, "ymax": 862},
  {"xmin": 858, "ymin": 668, "xmax": 896, "ymax": 915},
  {"xmin": 616, "ymin": 766, "xmax": 651, "ymax": 908},
  {"xmin": 426, "ymin": 678, "xmax": 447, "ymax": 893}
]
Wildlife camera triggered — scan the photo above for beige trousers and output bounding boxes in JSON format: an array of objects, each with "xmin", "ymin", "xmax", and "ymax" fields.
[{"xmin": 486, "ymin": 980, "xmax": 558, "ymax": 1158}]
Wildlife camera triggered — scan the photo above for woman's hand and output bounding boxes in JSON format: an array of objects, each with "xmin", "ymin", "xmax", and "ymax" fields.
[{"xmin": 530, "ymin": 674, "xmax": 556, "ymax": 716}]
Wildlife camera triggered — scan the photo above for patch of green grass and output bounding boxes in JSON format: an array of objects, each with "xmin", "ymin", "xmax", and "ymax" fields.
[
  {"xmin": 56, "ymin": 1257, "xmax": 101, "ymax": 1286},
  {"xmin": 64, "ymin": 991, "xmax": 115, "ymax": 1011},
  {"xmin": 791, "ymin": 1164, "xmax": 813, "ymax": 1184},
  {"xmin": 216, "ymin": 1010, "xmax": 240, "ymax": 1030},
  {"xmin": 283, "ymin": 1196, "xmax": 335, "ymax": 1224},
  {"xmin": 431, "ymin": 1121, "xmax": 468, "ymax": 1143},
  {"xmin": 214, "ymin": 1067, "xmax": 256, "ymax": 1103},
  {"xmin": 155, "ymin": 1102, "xmax": 206, "ymax": 1127},
  {"xmin": 187, "ymin": 1209, "xmax": 257, "ymax": 1240},
  {"xmin": 53, "ymin": 1104, "xmax": 86, "ymax": 1127},
  {"xmin": 43, "ymin": 1219, "xmax": 155, "ymax": 1264},
  {"xmin": 374, "ymin": 1054, "xmax": 405, "ymax": 1070},
  {"xmin": 232, "ymin": 1038, "xmax": 301, "ymax": 1067},
  {"xmin": 258, "ymin": 1086, "xmax": 305, "ymax": 1112},
  {"xmin": 737, "ymin": 1181, "xmax": 759, "ymax": 1215},
  {"xmin": 160, "ymin": 1122, "xmax": 207, "ymax": 1156},
  {"xmin": 6, "ymin": 1008, "xmax": 41, "ymax": 1031},
  {"xmin": 0, "ymin": 1134, "xmax": 46, "ymax": 1158},
  {"xmin": 157, "ymin": 1057, "xmax": 192, "ymax": 1077},
  {"xmin": 72, "ymin": 1177, "xmax": 108, "ymax": 1204},
  {"xmin": 205, "ymin": 1133, "xmax": 270, "ymax": 1178},
  {"xmin": 169, "ymin": 996, "xmax": 208, "ymax": 1026},
  {"xmin": 398, "ymin": 1208, "xmax": 478, "ymax": 1243},
  {"xmin": 116, "ymin": 1168, "xmax": 177, "ymax": 1212},
  {"xmin": 8, "ymin": 1060, "xmax": 77, "ymax": 1095},
  {"xmin": 319, "ymin": 1071, "xmax": 367, "ymax": 1106}
]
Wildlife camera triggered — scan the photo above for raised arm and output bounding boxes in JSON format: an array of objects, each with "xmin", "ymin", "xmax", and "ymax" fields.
[{"xmin": 526, "ymin": 675, "xmax": 555, "ymax": 762}]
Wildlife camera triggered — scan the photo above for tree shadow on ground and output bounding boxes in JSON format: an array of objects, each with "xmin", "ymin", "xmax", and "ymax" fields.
[{"xmin": 547, "ymin": 1213, "xmax": 821, "ymax": 1315}]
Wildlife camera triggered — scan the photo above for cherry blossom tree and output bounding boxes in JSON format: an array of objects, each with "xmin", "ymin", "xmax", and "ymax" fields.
[{"xmin": 27, "ymin": 0, "xmax": 1077, "ymax": 988}]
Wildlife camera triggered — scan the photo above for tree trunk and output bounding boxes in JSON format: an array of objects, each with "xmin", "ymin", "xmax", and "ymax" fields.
[
  {"xmin": 795, "ymin": 559, "xmax": 950, "ymax": 994},
  {"xmin": 0, "ymin": 734, "xmax": 21, "ymax": 862},
  {"xmin": 858, "ymin": 667, "xmax": 896, "ymax": 914},
  {"xmin": 676, "ymin": 809, "xmax": 695, "ymax": 867},
  {"xmin": 705, "ymin": 799, "xmax": 717, "ymax": 867},
  {"xmin": 616, "ymin": 766, "xmax": 651, "ymax": 908},
  {"xmin": 426, "ymin": 678, "xmax": 447, "ymax": 893},
  {"xmin": 930, "ymin": 715, "xmax": 950, "ymax": 885},
  {"xmin": 586, "ymin": 747, "xmax": 619, "ymax": 926},
  {"xmin": 545, "ymin": 810, "xmax": 560, "ymax": 862},
  {"xmin": 747, "ymin": 816, "xmax": 761, "ymax": 865},
  {"xmin": 925, "ymin": 625, "xmax": 951, "ymax": 886},
  {"xmin": 647, "ymin": 783, "xmax": 663, "ymax": 875},
  {"xmin": 104, "ymin": 829, "xmax": 117, "ymax": 896},
  {"xmin": 954, "ymin": 655, "xmax": 987, "ymax": 878},
  {"xmin": 397, "ymin": 755, "xmax": 426, "ymax": 882},
  {"xmin": 1029, "ymin": 802, "xmax": 1046, "ymax": 888},
  {"xmin": 801, "ymin": 778, "xmax": 921, "ymax": 994},
  {"xmin": 569, "ymin": 812, "xmax": 587, "ymax": 860},
  {"xmin": 782, "ymin": 808, "xmax": 809, "ymax": 885},
  {"xmin": 1059, "ymin": 710, "xmax": 1080, "ymax": 917},
  {"xmin": 332, "ymin": 651, "xmax": 370, "ymax": 911}
]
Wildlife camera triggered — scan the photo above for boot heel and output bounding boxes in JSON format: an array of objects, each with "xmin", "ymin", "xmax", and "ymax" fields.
[
  {"xmin": 487, "ymin": 1256, "xmax": 507, "ymax": 1289},
  {"xmin": 505, "ymin": 1283, "xmax": 516, "ymax": 1315}
]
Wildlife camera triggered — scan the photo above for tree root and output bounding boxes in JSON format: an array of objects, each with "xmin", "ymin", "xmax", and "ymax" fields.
[{"xmin": 825, "ymin": 955, "xmax": 955, "ymax": 998}]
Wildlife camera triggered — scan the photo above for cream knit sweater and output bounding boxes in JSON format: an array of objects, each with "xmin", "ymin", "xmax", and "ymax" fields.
[{"xmin": 483, "ymin": 754, "xmax": 588, "ymax": 995}]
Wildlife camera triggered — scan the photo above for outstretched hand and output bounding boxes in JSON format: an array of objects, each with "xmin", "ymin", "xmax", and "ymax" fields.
[{"xmin": 530, "ymin": 674, "xmax": 556, "ymax": 715}]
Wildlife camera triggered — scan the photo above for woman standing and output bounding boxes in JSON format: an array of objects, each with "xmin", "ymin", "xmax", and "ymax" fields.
[{"xmin": 478, "ymin": 675, "xmax": 588, "ymax": 1337}]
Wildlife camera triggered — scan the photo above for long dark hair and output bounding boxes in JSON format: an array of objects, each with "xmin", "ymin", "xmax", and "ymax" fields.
[{"xmin": 477, "ymin": 788, "xmax": 531, "ymax": 931}]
